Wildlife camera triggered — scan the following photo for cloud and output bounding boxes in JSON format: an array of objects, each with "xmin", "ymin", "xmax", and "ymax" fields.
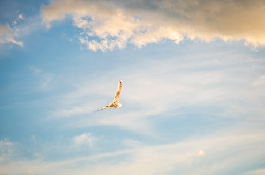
[
  {"xmin": 52, "ymin": 105, "xmax": 95, "ymax": 117},
  {"xmin": 0, "ymin": 23, "xmax": 23, "ymax": 47},
  {"xmin": 46, "ymin": 50, "xmax": 265, "ymax": 135},
  {"xmin": 27, "ymin": 169, "xmax": 35, "ymax": 175},
  {"xmin": 245, "ymin": 169, "xmax": 265, "ymax": 175},
  {"xmin": 73, "ymin": 133, "xmax": 95, "ymax": 148},
  {"xmin": 18, "ymin": 14, "xmax": 23, "ymax": 20},
  {"xmin": 0, "ymin": 139, "xmax": 14, "ymax": 155},
  {"xmin": 12, "ymin": 21, "xmax": 17, "ymax": 25},
  {"xmin": 253, "ymin": 75, "xmax": 265, "ymax": 86},
  {"xmin": 1, "ymin": 127, "xmax": 265, "ymax": 175},
  {"xmin": 0, "ymin": 139, "xmax": 16, "ymax": 164},
  {"xmin": 198, "ymin": 150, "xmax": 205, "ymax": 156},
  {"xmin": 29, "ymin": 66, "xmax": 53, "ymax": 90},
  {"xmin": 10, "ymin": 14, "xmax": 24, "ymax": 27},
  {"xmin": 122, "ymin": 139, "xmax": 142, "ymax": 148},
  {"xmin": 41, "ymin": 0, "xmax": 265, "ymax": 51}
]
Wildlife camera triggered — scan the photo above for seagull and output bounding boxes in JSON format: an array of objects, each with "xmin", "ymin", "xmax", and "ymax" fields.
[{"xmin": 96, "ymin": 80, "xmax": 123, "ymax": 111}]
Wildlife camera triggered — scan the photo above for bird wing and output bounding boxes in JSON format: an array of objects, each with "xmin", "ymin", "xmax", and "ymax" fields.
[
  {"xmin": 114, "ymin": 80, "xmax": 122, "ymax": 103},
  {"xmin": 96, "ymin": 106, "xmax": 109, "ymax": 112}
]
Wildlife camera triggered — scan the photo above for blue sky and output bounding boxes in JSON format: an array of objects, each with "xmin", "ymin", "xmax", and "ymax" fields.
[{"xmin": 1, "ymin": 0, "xmax": 265, "ymax": 174}]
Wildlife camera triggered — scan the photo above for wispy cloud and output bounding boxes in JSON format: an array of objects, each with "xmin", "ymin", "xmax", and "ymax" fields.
[
  {"xmin": 12, "ymin": 14, "xmax": 24, "ymax": 26},
  {"xmin": 122, "ymin": 139, "xmax": 142, "ymax": 148},
  {"xmin": 73, "ymin": 133, "xmax": 96, "ymax": 148},
  {"xmin": 29, "ymin": 66, "xmax": 53, "ymax": 90},
  {"xmin": 1, "ymin": 126, "xmax": 265, "ymax": 175},
  {"xmin": 0, "ymin": 23, "xmax": 23, "ymax": 46},
  {"xmin": 41, "ymin": 0, "xmax": 265, "ymax": 51},
  {"xmin": 0, "ymin": 138, "xmax": 14, "ymax": 156},
  {"xmin": 245, "ymin": 169, "xmax": 265, "ymax": 175},
  {"xmin": 52, "ymin": 104, "xmax": 95, "ymax": 118},
  {"xmin": 12, "ymin": 21, "xmax": 17, "ymax": 26},
  {"xmin": 253, "ymin": 75, "xmax": 265, "ymax": 86},
  {"xmin": 45, "ymin": 50, "xmax": 265, "ymax": 134},
  {"xmin": 0, "ymin": 10, "xmax": 45, "ymax": 50},
  {"xmin": 0, "ymin": 138, "xmax": 17, "ymax": 164}
]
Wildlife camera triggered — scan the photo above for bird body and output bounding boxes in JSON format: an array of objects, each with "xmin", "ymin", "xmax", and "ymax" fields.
[{"xmin": 96, "ymin": 80, "xmax": 123, "ymax": 111}]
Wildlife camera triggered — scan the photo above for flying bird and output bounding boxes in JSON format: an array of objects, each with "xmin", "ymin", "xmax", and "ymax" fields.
[{"xmin": 96, "ymin": 80, "xmax": 123, "ymax": 111}]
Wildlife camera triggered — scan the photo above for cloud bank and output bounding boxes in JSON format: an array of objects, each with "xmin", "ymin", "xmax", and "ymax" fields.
[{"xmin": 41, "ymin": 0, "xmax": 265, "ymax": 51}]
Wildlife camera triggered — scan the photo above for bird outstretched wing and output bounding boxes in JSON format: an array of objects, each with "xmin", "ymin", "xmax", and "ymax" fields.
[
  {"xmin": 114, "ymin": 80, "xmax": 122, "ymax": 103},
  {"xmin": 96, "ymin": 106, "xmax": 109, "ymax": 112},
  {"xmin": 96, "ymin": 80, "xmax": 122, "ymax": 112}
]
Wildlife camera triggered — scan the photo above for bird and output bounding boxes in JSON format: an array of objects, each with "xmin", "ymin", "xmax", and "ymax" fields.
[{"xmin": 96, "ymin": 80, "xmax": 123, "ymax": 111}]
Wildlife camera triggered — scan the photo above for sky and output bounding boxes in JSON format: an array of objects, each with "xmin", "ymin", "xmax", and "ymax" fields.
[{"xmin": 0, "ymin": 0, "xmax": 265, "ymax": 174}]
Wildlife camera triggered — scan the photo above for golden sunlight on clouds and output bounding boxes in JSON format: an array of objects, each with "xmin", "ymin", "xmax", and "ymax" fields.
[{"xmin": 41, "ymin": 0, "xmax": 265, "ymax": 51}]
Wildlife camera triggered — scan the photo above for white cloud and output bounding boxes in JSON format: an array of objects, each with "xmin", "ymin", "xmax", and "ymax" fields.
[
  {"xmin": 245, "ymin": 169, "xmax": 265, "ymax": 175},
  {"xmin": 0, "ymin": 139, "xmax": 14, "ymax": 155},
  {"xmin": 0, "ymin": 139, "xmax": 16, "ymax": 163},
  {"xmin": 198, "ymin": 150, "xmax": 205, "ymax": 156},
  {"xmin": 46, "ymin": 50, "xmax": 265, "ymax": 135},
  {"xmin": 52, "ymin": 104, "xmax": 95, "ymax": 118},
  {"xmin": 253, "ymin": 75, "xmax": 265, "ymax": 86},
  {"xmin": 10, "ymin": 14, "xmax": 23, "ymax": 26},
  {"xmin": 73, "ymin": 133, "xmax": 95, "ymax": 148},
  {"xmin": 122, "ymin": 139, "xmax": 142, "ymax": 148},
  {"xmin": 41, "ymin": 0, "xmax": 265, "ymax": 51},
  {"xmin": 18, "ymin": 14, "xmax": 24, "ymax": 20},
  {"xmin": 0, "ymin": 23, "xmax": 23, "ymax": 47},
  {"xmin": 12, "ymin": 21, "xmax": 17, "ymax": 25},
  {"xmin": 1, "ymin": 127, "xmax": 265, "ymax": 175}
]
